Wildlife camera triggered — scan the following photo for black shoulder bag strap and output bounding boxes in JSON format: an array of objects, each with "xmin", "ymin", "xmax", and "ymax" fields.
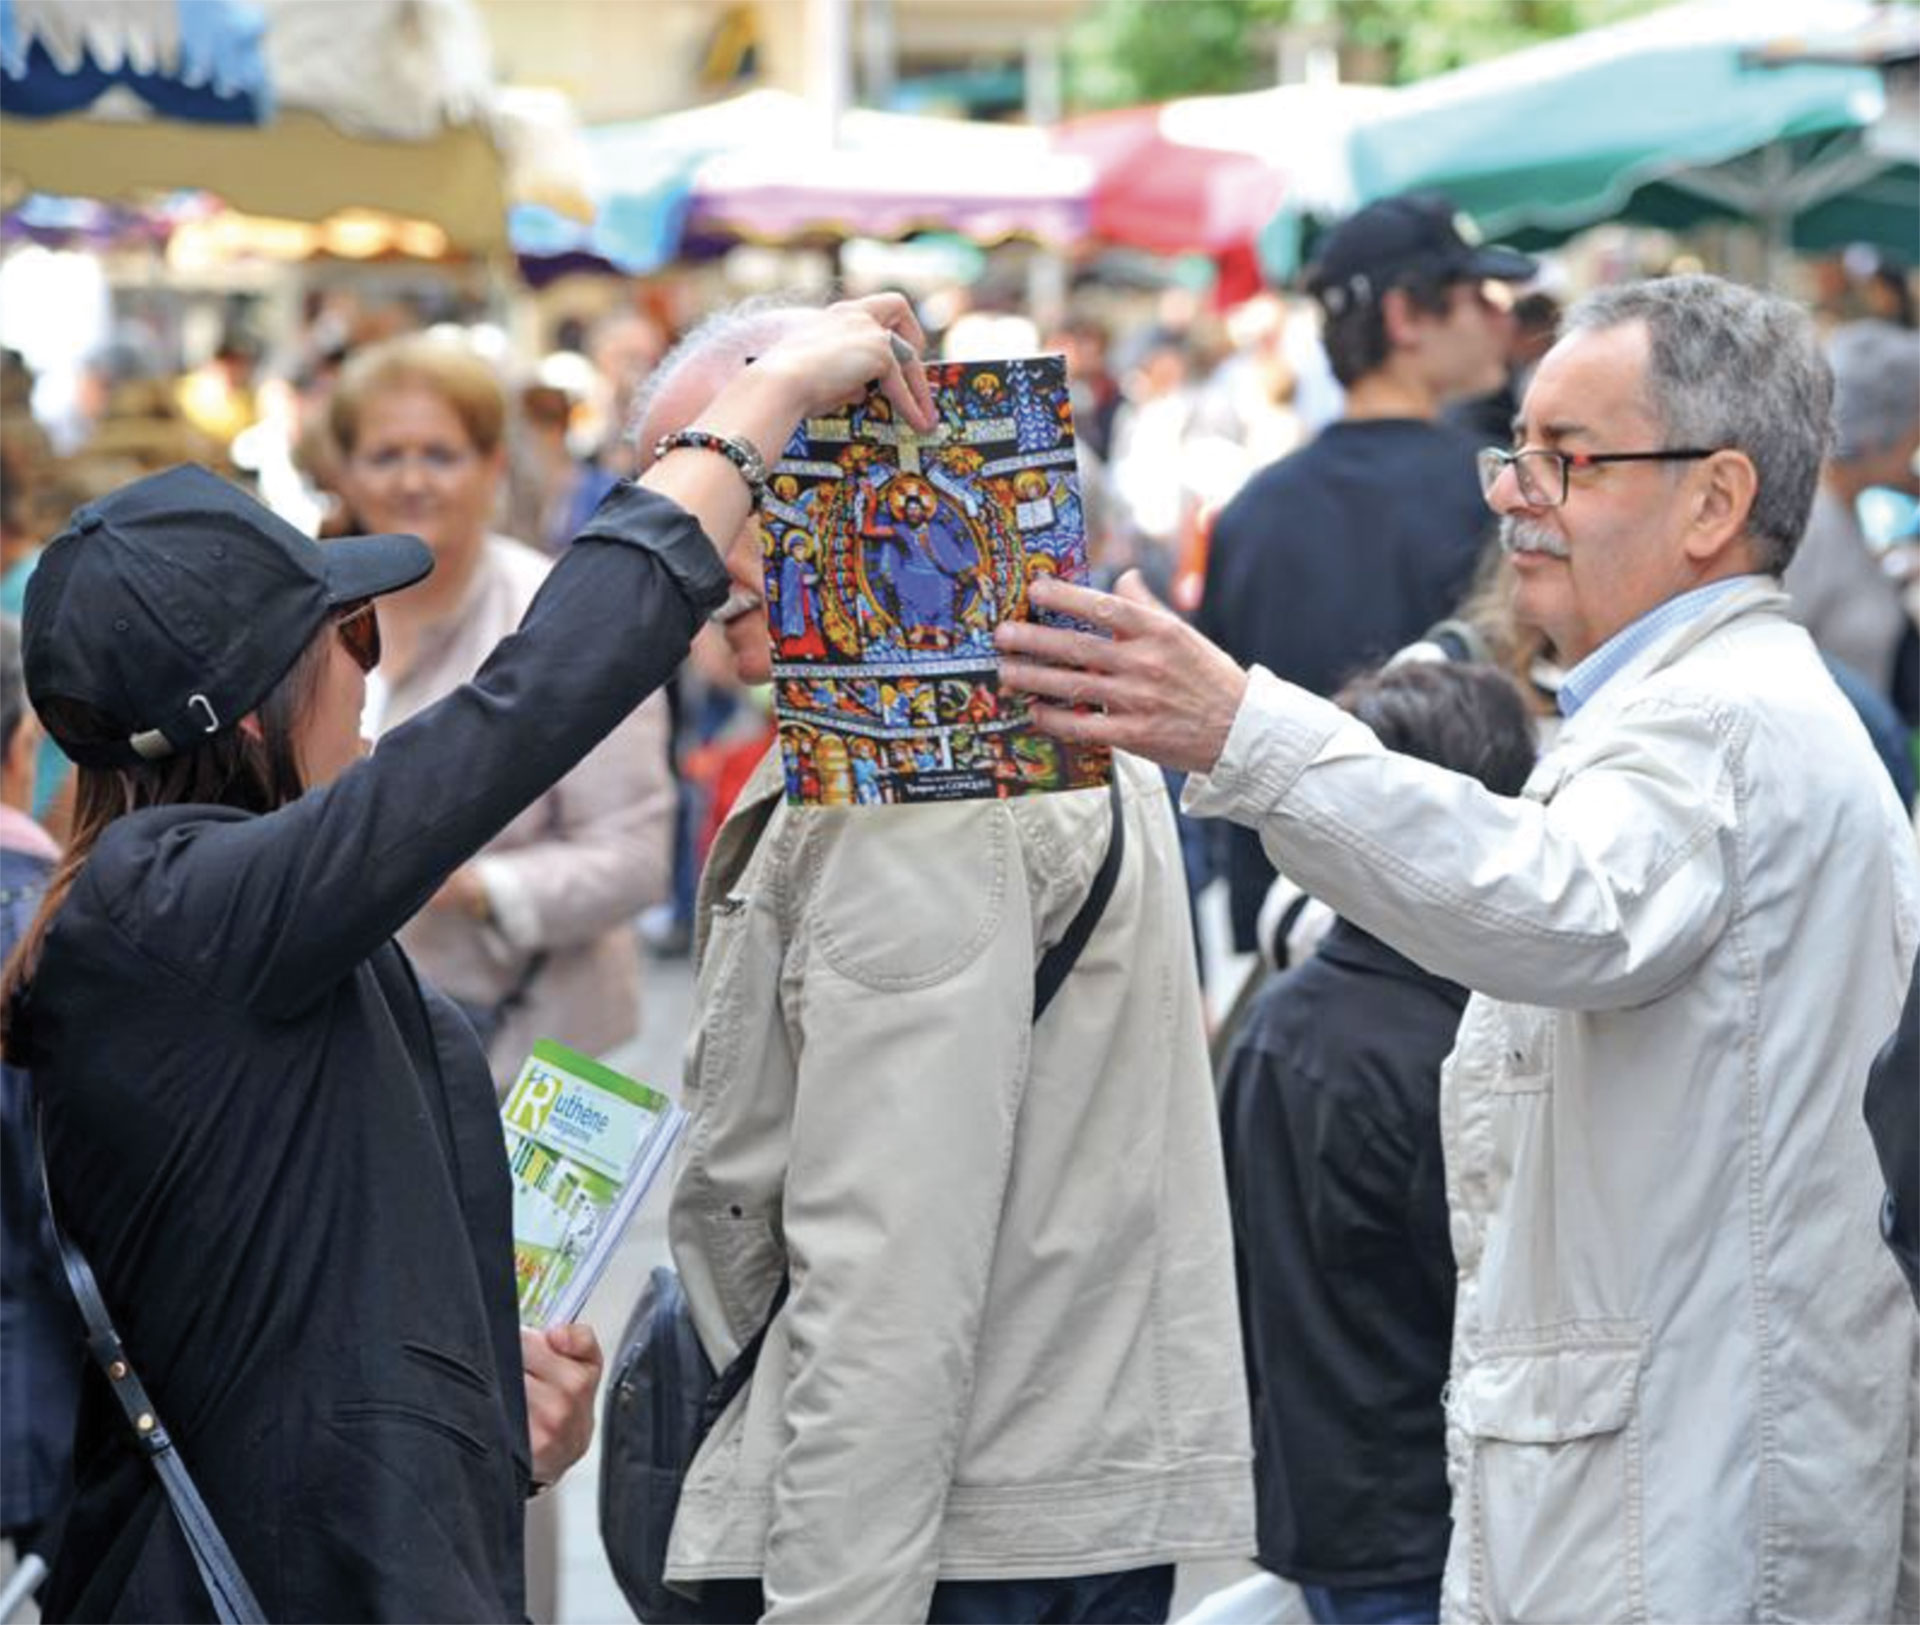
[
  {"xmin": 36, "ymin": 1125, "xmax": 266, "ymax": 1625},
  {"xmin": 704, "ymin": 765, "xmax": 1129, "ymax": 1427},
  {"xmin": 1033, "ymin": 767, "xmax": 1126, "ymax": 1021}
]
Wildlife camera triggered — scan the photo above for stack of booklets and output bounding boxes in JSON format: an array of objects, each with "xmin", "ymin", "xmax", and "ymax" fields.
[{"xmin": 501, "ymin": 1040, "xmax": 685, "ymax": 1328}]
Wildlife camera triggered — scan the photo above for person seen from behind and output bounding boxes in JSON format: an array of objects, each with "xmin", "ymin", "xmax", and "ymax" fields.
[{"xmin": 630, "ymin": 297, "xmax": 1254, "ymax": 1624}]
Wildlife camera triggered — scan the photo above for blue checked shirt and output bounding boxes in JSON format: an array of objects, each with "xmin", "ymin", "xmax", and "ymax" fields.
[{"xmin": 1557, "ymin": 576, "xmax": 1766, "ymax": 718}]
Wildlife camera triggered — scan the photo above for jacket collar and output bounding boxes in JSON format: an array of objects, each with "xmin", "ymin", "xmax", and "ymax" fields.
[
  {"xmin": 692, "ymin": 741, "xmax": 787, "ymax": 964},
  {"xmin": 1559, "ymin": 578, "xmax": 1791, "ymax": 732},
  {"xmin": 1317, "ymin": 916, "xmax": 1467, "ymax": 1003}
]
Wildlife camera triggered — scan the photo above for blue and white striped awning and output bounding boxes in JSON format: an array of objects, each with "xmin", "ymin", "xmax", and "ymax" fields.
[{"xmin": 0, "ymin": 0, "xmax": 271, "ymax": 124}]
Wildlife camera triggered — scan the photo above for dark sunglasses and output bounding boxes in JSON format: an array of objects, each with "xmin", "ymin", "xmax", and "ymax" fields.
[{"xmin": 332, "ymin": 599, "xmax": 382, "ymax": 673}]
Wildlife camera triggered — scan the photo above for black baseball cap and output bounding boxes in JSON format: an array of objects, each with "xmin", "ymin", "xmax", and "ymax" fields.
[
  {"xmin": 23, "ymin": 463, "xmax": 432, "ymax": 769},
  {"xmin": 1307, "ymin": 192, "xmax": 1537, "ymax": 313}
]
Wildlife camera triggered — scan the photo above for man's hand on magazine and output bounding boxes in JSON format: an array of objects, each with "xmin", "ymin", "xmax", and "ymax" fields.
[{"xmin": 522, "ymin": 1322, "xmax": 604, "ymax": 1490}]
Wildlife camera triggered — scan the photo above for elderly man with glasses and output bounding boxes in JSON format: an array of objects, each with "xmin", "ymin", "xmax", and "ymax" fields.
[{"xmin": 999, "ymin": 273, "xmax": 1920, "ymax": 1623}]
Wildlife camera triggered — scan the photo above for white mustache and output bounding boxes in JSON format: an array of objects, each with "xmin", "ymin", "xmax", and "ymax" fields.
[
  {"xmin": 1499, "ymin": 518, "xmax": 1571, "ymax": 560},
  {"xmin": 710, "ymin": 586, "xmax": 764, "ymax": 626}
]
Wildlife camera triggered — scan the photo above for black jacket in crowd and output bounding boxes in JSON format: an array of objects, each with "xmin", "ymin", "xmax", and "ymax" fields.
[
  {"xmin": 1196, "ymin": 418, "xmax": 1492, "ymax": 950},
  {"xmin": 1867, "ymin": 948, "xmax": 1920, "ymax": 1308},
  {"xmin": 1218, "ymin": 918, "xmax": 1465, "ymax": 1590},
  {"xmin": 10, "ymin": 483, "xmax": 727, "ymax": 1622}
]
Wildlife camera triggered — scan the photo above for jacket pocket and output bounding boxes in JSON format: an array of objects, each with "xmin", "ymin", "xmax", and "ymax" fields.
[
  {"xmin": 702, "ymin": 1201, "xmax": 784, "ymax": 1339},
  {"xmin": 1455, "ymin": 1336, "xmax": 1647, "ymax": 1624},
  {"xmin": 1490, "ymin": 1004, "xmax": 1554, "ymax": 1096},
  {"xmin": 333, "ymin": 1398, "xmax": 493, "ymax": 1462}
]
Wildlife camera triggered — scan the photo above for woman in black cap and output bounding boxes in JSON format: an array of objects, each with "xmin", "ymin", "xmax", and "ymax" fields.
[{"xmin": 0, "ymin": 296, "xmax": 933, "ymax": 1623}]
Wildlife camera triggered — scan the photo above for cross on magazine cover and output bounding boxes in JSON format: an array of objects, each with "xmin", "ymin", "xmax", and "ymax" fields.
[{"xmin": 761, "ymin": 353, "xmax": 1112, "ymax": 805}]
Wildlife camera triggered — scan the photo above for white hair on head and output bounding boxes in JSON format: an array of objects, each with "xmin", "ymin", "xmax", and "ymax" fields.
[{"xmin": 626, "ymin": 292, "xmax": 822, "ymax": 458}]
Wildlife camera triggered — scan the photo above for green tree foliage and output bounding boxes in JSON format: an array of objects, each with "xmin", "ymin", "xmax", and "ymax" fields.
[{"xmin": 1065, "ymin": 0, "xmax": 1670, "ymax": 108}]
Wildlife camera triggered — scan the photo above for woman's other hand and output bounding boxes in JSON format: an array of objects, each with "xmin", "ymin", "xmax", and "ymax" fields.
[{"xmin": 522, "ymin": 1321, "xmax": 604, "ymax": 1490}]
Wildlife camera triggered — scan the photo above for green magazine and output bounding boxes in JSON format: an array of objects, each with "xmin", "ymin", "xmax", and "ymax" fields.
[{"xmin": 501, "ymin": 1039, "xmax": 686, "ymax": 1328}]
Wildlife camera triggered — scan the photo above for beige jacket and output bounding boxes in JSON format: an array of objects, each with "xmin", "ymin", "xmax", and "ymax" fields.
[
  {"xmin": 1189, "ymin": 582, "xmax": 1920, "ymax": 1622},
  {"xmin": 378, "ymin": 534, "xmax": 673, "ymax": 1088},
  {"xmin": 665, "ymin": 748, "xmax": 1254, "ymax": 1622}
]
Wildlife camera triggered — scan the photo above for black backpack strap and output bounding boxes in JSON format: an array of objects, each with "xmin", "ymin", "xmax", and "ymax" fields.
[
  {"xmin": 1034, "ymin": 766, "xmax": 1126, "ymax": 1021},
  {"xmin": 37, "ymin": 1124, "xmax": 266, "ymax": 1625},
  {"xmin": 699, "ymin": 1275, "xmax": 789, "ymax": 1440}
]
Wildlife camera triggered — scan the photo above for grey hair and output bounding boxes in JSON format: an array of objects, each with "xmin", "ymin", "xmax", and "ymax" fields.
[
  {"xmin": 1561, "ymin": 275, "xmax": 1831, "ymax": 574},
  {"xmin": 624, "ymin": 291, "xmax": 823, "ymax": 456},
  {"xmin": 1827, "ymin": 319, "xmax": 1920, "ymax": 464}
]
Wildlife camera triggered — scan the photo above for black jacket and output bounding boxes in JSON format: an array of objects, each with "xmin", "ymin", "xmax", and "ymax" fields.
[
  {"xmin": 1217, "ymin": 919, "xmax": 1464, "ymax": 1589},
  {"xmin": 11, "ymin": 484, "xmax": 726, "ymax": 1622},
  {"xmin": 1866, "ymin": 948, "xmax": 1920, "ymax": 1308},
  {"xmin": 1196, "ymin": 419, "xmax": 1491, "ymax": 949}
]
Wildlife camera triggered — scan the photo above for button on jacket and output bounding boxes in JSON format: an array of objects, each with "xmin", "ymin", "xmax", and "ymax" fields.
[
  {"xmin": 12, "ymin": 483, "xmax": 727, "ymax": 1622},
  {"xmin": 665, "ymin": 749, "xmax": 1254, "ymax": 1622},
  {"xmin": 1188, "ymin": 582, "xmax": 1920, "ymax": 1622}
]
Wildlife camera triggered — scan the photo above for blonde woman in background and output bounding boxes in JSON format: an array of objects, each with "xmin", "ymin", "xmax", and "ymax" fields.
[{"xmin": 331, "ymin": 332, "xmax": 673, "ymax": 1092}]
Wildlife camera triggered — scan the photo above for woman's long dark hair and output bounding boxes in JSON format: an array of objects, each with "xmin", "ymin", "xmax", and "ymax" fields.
[{"xmin": 0, "ymin": 630, "xmax": 330, "ymax": 1062}]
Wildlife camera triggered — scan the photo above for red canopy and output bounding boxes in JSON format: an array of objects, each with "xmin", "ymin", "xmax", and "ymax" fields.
[
  {"xmin": 1054, "ymin": 104, "xmax": 1289, "ymax": 255},
  {"xmin": 1053, "ymin": 86, "xmax": 1389, "ymax": 303}
]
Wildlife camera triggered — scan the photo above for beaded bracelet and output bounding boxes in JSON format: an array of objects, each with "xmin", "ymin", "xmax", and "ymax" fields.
[{"xmin": 652, "ymin": 428, "xmax": 770, "ymax": 510}]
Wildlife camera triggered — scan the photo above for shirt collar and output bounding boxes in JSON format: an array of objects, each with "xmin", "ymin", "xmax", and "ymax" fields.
[{"xmin": 1557, "ymin": 576, "xmax": 1766, "ymax": 718}]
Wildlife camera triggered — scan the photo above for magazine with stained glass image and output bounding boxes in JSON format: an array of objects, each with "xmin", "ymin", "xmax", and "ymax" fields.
[
  {"xmin": 761, "ymin": 353, "xmax": 1111, "ymax": 805},
  {"xmin": 502, "ymin": 1040, "xmax": 686, "ymax": 1328}
]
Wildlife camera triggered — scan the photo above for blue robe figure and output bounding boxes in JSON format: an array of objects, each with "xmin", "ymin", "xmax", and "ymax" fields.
[
  {"xmin": 778, "ymin": 539, "xmax": 819, "ymax": 641},
  {"xmin": 861, "ymin": 476, "xmax": 978, "ymax": 650}
]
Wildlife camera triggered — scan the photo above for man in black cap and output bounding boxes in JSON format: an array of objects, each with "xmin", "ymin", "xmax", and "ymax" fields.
[{"xmin": 1197, "ymin": 192, "xmax": 1535, "ymax": 949}]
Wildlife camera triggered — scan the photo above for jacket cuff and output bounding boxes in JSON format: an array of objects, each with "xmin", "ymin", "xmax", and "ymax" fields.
[
  {"xmin": 572, "ymin": 479, "xmax": 732, "ymax": 620},
  {"xmin": 1184, "ymin": 664, "xmax": 1353, "ymax": 817}
]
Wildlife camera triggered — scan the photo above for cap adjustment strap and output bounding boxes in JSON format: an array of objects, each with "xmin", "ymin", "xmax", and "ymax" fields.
[{"xmin": 127, "ymin": 694, "xmax": 221, "ymax": 761}]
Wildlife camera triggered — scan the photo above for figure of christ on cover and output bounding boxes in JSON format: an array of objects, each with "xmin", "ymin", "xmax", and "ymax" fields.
[{"xmin": 762, "ymin": 354, "xmax": 1109, "ymax": 806}]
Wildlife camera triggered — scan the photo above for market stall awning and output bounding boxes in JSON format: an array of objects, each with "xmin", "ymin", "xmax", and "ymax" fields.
[
  {"xmin": 686, "ymin": 105, "xmax": 1090, "ymax": 248},
  {"xmin": 1054, "ymin": 83, "xmax": 1388, "ymax": 301},
  {"xmin": 1328, "ymin": 0, "xmax": 1915, "ymax": 269},
  {"xmin": 0, "ymin": 0, "xmax": 269, "ymax": 122},
  {"xmin": 0, "ymin": 0, "xmax": 590, "ymax": 256},
  {"xmin": 513, "ymin": 89, "xmax": 1091, "ymax": 277}
]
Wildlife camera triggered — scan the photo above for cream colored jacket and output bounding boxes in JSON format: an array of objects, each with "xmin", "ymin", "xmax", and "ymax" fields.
[
  {"xmin": 665, "ymin": 748, "xmax": 1254, "ymax": 1622},
  {"xmin": 1188, "ymin": 582, "xmax": 1920, "ymax": 1624}
]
